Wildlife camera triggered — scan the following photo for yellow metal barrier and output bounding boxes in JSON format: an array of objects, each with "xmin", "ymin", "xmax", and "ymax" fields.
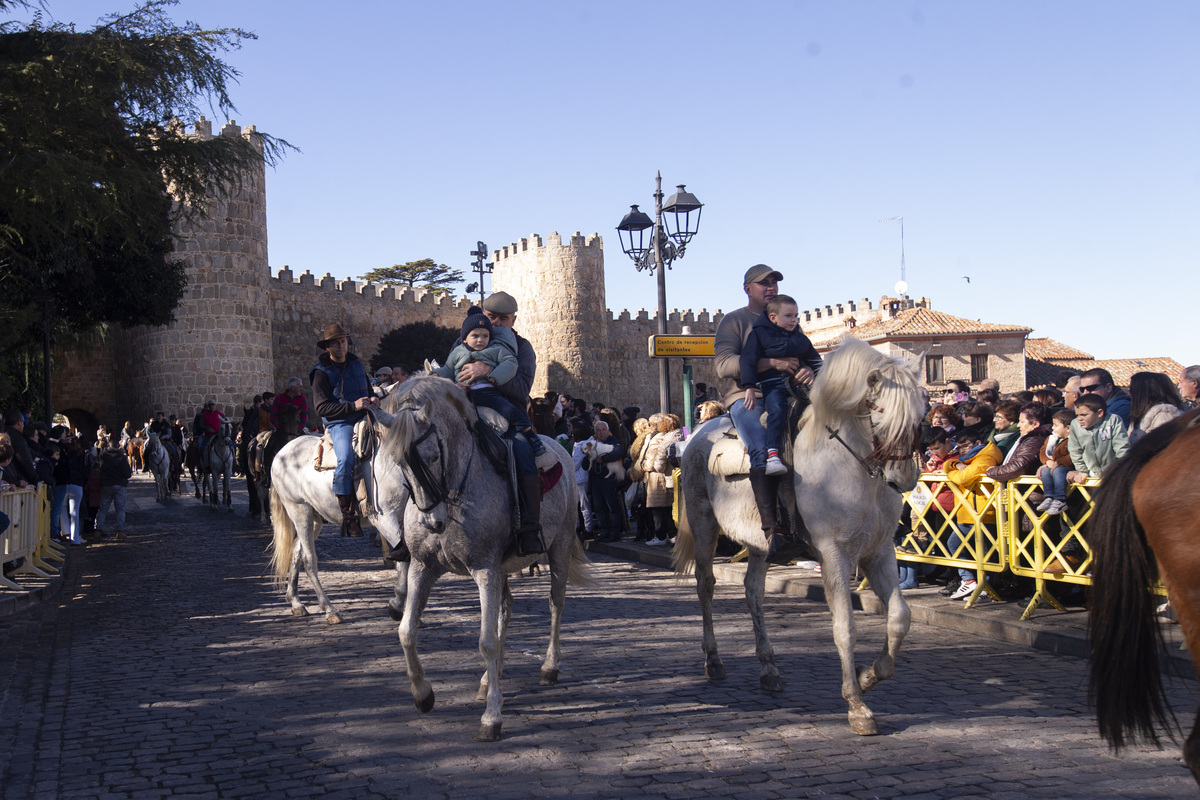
[
  {"xmin": 35, "ymin": 483, "xmax": 64, "ymax": 567},
  {"xmin": 898, "ymin": 474, "xmax": 1007, "ymax": 607},
  {"xmin": 1, "ymin": 486, "xmax": 58, "ymax": 590},
  {"xmin": 1005, "ymin": 476, "xmax": 1097, "ymax": 619}
]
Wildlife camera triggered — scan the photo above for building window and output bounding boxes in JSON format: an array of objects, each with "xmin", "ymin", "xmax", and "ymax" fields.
[
  {"xmin": 926, "ymin": 354, "xmax": 944, "ymax": 384},
  {"xmin": 971, "ymin": 353, "xmax": 988, "ymax": 383}
]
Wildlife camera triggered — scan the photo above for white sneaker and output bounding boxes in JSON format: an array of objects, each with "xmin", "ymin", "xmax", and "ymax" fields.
[
  {"xmin": 765, "ymin": 455, "xmax": 787, "ymax": 476},
  {"xmin": 646, "ymin": 537, "xmax": 667, "ymax": 547},
  {"xmin": 949, "ymin": 580, "xmax": 977, "ymax": 600}
]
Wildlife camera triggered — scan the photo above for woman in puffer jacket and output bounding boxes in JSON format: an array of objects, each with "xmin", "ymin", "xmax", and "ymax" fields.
[{"xmin": 643, "ymin": 414, "xmax": 684, "ymax": 547}]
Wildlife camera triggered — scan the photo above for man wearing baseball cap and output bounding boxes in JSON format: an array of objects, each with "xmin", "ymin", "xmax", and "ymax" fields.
[{"xmin": 713, "ymin": 264, "xmax": 817, "ymax": 543}]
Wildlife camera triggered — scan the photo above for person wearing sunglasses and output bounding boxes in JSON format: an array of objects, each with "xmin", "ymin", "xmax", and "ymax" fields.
[{"xmin": 1077, "ymin": 368, "xmax": 1130, "ymax": 427}]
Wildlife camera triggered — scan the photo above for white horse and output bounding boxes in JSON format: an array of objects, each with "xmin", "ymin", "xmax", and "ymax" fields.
[
  {"xmin": 267, "ymin": 424, "xmax": 409, "ymax": 624},
  {"xmin": 675, "ymin": 336, "xmax": 924, "ymax": 735},
  {"xmin": 375, "ymin": 375, "xmax": 593, "ymax": 742},
  {"xmin": 143, "ymin": 432, "xmax": 171, "ymax": 503},
  {"xmin": 202, "ymin": 421, "xmax": 235, "ymax": 512}
]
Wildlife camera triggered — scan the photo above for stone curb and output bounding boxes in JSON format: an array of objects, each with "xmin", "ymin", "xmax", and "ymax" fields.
[
  {"xmin": 584, "ymin": 538, "xmax": 1194, "ymax": 672},
  {"xmin": 0, "ymin": 559, "xmax": 65, "ymax": 618}
]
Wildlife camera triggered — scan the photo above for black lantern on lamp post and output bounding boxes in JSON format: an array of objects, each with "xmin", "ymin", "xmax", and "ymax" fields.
[{"xmin": 616, "ymin": 172, "xmax": 703, "ymax": 414}]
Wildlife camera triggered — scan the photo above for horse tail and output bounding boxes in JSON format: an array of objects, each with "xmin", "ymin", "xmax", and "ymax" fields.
[
  {"xmin": 1088, "ymin": 421, "xmax": 1184, "ymax": 750},
  {"xmin": 672, "ymin": 486, "xmax": 696, "ymax": 575},
  {"xmin": 566, "ymin": 536, "xmax": 597, "ymax": 588},
  {"xmin": 268, "ymin": 489, "xmax": 295, "ymax": 587}
]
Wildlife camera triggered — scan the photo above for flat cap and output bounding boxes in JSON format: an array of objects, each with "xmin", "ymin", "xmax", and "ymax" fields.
[
  {"xmin": 743, "ymin": 264, "xmax": 784, "ymax": 286},
  {"xmin": 481, "ymin": 291, "xmax": 518, "ymax": 315}
]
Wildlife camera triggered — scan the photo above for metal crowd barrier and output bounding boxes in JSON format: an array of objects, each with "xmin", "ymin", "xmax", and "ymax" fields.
[
  {"xmin": 1, "ymin": 484, "xmax": 62, "ymax": 591},
  {"xmin": 899, "ymin": 472, "xmax": 1165, "ymax": 619}
]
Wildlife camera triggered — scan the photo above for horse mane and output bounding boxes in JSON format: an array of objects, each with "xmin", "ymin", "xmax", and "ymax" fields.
[
  {"xmin": 379, "ymin": 374, "xmax": 478, "ymax": 465},
  {"xmin": 798, "ymin": 336, "xmax": 922, "ymax": 452}
]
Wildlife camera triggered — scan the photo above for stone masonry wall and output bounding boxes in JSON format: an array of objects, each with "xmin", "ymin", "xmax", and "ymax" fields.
[
  {"xmin": 268, "ymin": 269, "xmax": 470, "ymax": 395},
  {"xmin": 123, "ymin": 118, "xmax": 273, "ymax": 421}
]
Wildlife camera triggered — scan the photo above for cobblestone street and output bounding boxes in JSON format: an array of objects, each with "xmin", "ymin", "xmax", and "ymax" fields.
[{"xmin": 0, "ymin": 475, "xmax": 1194, "ymax": 799}]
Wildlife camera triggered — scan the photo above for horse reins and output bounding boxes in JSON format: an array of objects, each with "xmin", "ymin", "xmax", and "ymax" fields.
[
  {"xmin": 825, "ymin": 396, "xmax": 919, "ymax": 491},
  {"xmin": 399, "ymin": 417, "xmax": 474, "ymax": 513}
]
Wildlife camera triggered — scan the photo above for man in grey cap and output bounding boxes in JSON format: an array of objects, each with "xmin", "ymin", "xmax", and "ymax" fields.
[
  {"xmin": 452, "ymin": 290, "xmax": 544, "ymax": 553},
  {"xmin": 457, "ymin": 291, "xmax": 536, "ymax": 405},
  {"xmin": 713, "ymin": 264, "xmax": 817, "ymax": 542}
]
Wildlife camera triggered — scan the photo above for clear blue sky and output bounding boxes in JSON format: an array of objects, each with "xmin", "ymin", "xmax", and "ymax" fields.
[{"xmin": 25, "ymin": 0, "xmax": 1200, "ymax": 368}]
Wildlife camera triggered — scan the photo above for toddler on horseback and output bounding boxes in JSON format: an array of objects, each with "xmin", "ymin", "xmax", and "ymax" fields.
[
  {"xmin": 433, "ymin": 308, "xmax": 551, "ymax": 467},
  {"xmin": 738, "ymin": 295, "xmax": 823, "ymax": 476}
]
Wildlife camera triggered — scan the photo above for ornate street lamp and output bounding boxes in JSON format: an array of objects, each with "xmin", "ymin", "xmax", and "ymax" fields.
[{"xmin": 615, "ymin": 172, "xmax": 703, "ymax": 413}]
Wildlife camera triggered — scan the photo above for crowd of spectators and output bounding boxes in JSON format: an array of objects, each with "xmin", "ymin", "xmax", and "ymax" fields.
[{"xmin": 908, "ymin": 366, "xmax": 1196, "ymax": 604}]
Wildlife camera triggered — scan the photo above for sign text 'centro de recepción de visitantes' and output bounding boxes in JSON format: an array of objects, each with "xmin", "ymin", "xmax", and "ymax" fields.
[{"xmin": 647, "ymin": 335, "xmax": 716, "ymax": 358}]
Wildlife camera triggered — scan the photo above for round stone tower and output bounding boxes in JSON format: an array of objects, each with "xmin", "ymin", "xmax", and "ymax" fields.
[
  {"xmin": 490, "ymin": 232, "xmax": 607, "ymax": 400},
  {"xmin": 123, "ymin": 117, "xmax": 273, "ymax": 420}
]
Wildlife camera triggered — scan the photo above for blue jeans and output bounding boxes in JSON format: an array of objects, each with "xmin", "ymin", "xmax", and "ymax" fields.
[
  {"xmin": 51, "ymin": 485, "xmax": 67, "ymax": 538},
  {"xmin": 949, "ymin": 522, "xmax": 976, "ymax": 583},
  {"xmin": 759, "ymin": 377, "xmax": 790, "ymax": 456},
  {"xmin": 470, "ymin": 386, "xmax": 532, "ymax": 433},
  {"xmin": 730, "ymin": 397, "xmax": 769, "ymax": 470},
  {"xmin": 1039, "ymin": 465, "xmax": 1069, "ymax": 501},
  {"xmin": 327, "ymin": 420, "xmax": 356, "ymax": 495}
]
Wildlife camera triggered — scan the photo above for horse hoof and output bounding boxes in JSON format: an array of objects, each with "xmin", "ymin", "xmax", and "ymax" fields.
[
  {"xmin": 387, "ymin": 603, "xmax": 404, "ymax": 621},
  {"xmin": 476, "ymin": 721, "xmax": 502, "ymax": 742},
  {"xmin": 850, "ymin": 715, "xmax": 880, "ymax": 736},
  {"xmin": 325, "ymin": 612, "xmax": 342, "ymax": 624},
  {"xmin": 415, "ymin": 689, "xmax": 435, "ymax": 714},
  {"xmin": 857, "ymin": 666, "xmax": 881, "ymax": 693},
  {"xmin": 705, "ymin": 661, "xmax": 726, "ymax": 681},
  {"xmin": 760, "ymin": 674, "xmax": 786, "ymax": 693},
  {"xmin": 290, "ymin": 606, "xmax": 309, "ymax": 618},
  {"xmin": 538, "ymin": 668, "xmax": 559, "ymax": 686}
]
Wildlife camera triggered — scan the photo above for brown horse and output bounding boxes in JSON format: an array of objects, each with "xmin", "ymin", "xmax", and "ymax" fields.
[
  {"xmin": 125, "ymin": 434, "xmax": 145, "ymax": 473},
  {"xmin": 1089, "ymin": 407, "xmax": 1200, "ymax": 787}
]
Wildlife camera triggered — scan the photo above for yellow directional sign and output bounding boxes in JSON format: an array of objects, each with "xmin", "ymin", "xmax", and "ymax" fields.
[{"xmin": 648, "ymin": 335, "xmax": 716, "ymax": 358}]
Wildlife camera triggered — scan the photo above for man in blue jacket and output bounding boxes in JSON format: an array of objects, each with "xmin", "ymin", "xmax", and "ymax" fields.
[{"xmin": 309, "ymin": 323, "xmax": 375, "ymax": 537}]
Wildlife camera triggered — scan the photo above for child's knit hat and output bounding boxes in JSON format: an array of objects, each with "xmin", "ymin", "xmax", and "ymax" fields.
[{"xmin": 461, "ymin": 306, "xmax": 493, "ymax": 342}]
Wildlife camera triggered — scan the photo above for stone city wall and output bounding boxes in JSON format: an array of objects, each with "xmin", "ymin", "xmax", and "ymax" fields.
[{"xmin": 267, "ymin": 268, "xmax": 472, "ymax": 397}]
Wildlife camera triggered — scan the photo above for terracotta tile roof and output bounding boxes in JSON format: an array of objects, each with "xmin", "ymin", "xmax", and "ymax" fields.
[
  {"xmin": 811, "ymin": 306, "xmax": 1031, "ymax": 346},
  {"xmin": 1026, "ymin": 356, "xmax": 1183, "ymax": 389},
  {"xmin": 1024, "ymin": 338, "xmax": 1092, "ymax": 361}
]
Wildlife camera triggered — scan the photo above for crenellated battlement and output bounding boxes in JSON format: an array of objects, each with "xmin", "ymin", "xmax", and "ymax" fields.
[
  {"xmin": 493, "ymin": 231, "xmax": 603, "ymax": 263},
  {"xmin": 270, "ymin": 267, "xmax": 477, "ymax": 310},
  {"xmin": 186, "ymin": 115, "xmax": 264, "ymax": 154}
]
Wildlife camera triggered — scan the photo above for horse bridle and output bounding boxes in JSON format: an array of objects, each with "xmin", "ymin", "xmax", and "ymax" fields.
[
  {"xmin": 397, "ymin": 416, "xmax": 474, "ymax": 514},
  {"xmin": 825, "ymin": 395, "xmax": 919, "ymax": 490}
]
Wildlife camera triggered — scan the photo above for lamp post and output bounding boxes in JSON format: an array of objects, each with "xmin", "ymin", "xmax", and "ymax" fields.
[
  {"xmin": 465, "ymin": 240, "xmax": 492, "ymax": 305},
  {"xmin": 616, "ymin": 172, "xmax": 702, "ymax": 414}
]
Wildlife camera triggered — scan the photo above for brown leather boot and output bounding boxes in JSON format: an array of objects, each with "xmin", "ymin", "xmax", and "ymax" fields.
[
  {"xmin": 336, "ymin": 494, "xmax": 363, "ymax": 538},
  {"xmin": 386, "ymin": 535, "xmax": 410, "ymax": 562},
  {"xmin": 515, "ymin": 474, "xmax": 546, "ymax": 556}
]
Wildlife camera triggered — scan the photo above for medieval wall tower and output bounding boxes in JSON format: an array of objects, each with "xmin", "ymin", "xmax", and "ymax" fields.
[
  {"xmin": 121, "ymin": 118, "xmax": 274, "ymax": 419},
  {"xmin": 491, "ymin": 232, "xmax": 610, "ymax": 401}
]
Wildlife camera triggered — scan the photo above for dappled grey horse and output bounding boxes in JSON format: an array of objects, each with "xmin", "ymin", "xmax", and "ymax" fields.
[{"xmin": 375, "ymin": 375, "xmax": 593, "ymax": 742}]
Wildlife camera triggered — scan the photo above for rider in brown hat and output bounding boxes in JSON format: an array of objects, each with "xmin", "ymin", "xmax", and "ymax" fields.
[{"xmin": 309, "ymin": 323, "xmax": 375, "ymax": 537}]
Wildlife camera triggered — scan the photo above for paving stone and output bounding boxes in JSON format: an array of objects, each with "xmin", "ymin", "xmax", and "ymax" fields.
[{"xmin": 0, "ymin": 475, "xmax": 1195, "ymax": 798}]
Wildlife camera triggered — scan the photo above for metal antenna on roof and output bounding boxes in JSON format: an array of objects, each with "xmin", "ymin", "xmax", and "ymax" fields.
[{"xmin": 879, "ymin": 216, "xmax": 906, "ymax": 296}]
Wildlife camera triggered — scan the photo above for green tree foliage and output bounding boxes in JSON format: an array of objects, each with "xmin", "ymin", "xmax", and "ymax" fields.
[
  {"xmin": 0, "ymin": 0, "xmax": 288, "ymax": 416},
  {"xmin": 369, "ymin": 321, "xmax": 459, "ymax": 375},
  {"xmin": 359, "ymin": 258, "xmax": 465, "ymax": 297}
]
